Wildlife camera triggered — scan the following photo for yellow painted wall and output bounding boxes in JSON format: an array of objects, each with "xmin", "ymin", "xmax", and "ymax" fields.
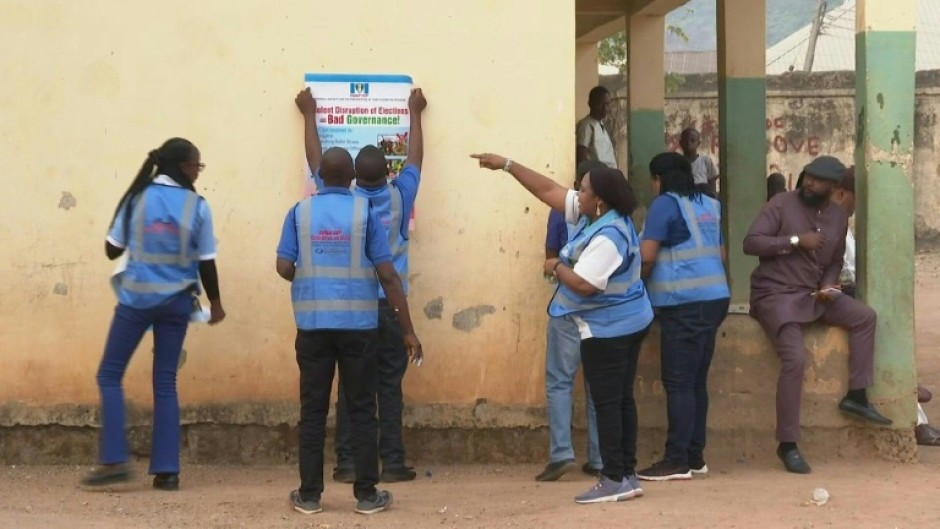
[{"xmin": 0, "ymin": 1, "xmax": 575, "ymax": 414}]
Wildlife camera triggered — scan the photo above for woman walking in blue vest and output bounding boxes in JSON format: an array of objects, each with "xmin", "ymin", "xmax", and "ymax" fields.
[
  {"xmin": 82, "ymin": 138, "xmax": 226, "ymax": 490},
  {"xmin": 637, "ymin": 152, "xmax": 729, "ymax": 482},
  {"xmin": 472, "ymin": 152, "xmax": 653, "ymax": 504}
]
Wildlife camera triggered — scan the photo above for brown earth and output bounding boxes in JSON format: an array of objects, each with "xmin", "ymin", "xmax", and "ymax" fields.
[{"xmin": 2, "ymin": 253, "xmax": 940, "ymax": 529}]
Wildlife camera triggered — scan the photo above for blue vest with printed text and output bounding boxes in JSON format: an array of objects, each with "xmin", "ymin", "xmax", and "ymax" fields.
[
  {"xmin": 549, "ymin": 213, "xmax": 653, "ymax": 338},
  {"xmin": 354, "ymin": 184, "xmax": 408, "ymax": 298},
  {"xmin": 291, "ymin": 193, "xmax": 379, "ymax": 330},
  {"xmin": 118, "ymin": 184, "xmax": 201, "ymax": 309},
  {"xmin": 646, "ymin": 193, "xmax": 730, "ymax": 307}
]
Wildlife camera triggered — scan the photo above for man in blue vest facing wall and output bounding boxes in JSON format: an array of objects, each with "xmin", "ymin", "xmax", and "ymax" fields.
[
  {"xmin": 276, "ymin": 145, "xmax": 423, "ymax": 515},
  {"xmin": 296, "ymin": 87, "xmax": 427, "ymax": 483}
]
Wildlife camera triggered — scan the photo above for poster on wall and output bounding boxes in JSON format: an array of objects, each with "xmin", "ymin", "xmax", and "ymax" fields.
[{"xmin": 302, "ymin": 73, "xmax": 413, "ymax": 193}]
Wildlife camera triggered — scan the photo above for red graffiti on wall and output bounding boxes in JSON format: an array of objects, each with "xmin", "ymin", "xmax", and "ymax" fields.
[{"xmin": 766, "ymin": 117, "xmax": 821, "ymax": 156}]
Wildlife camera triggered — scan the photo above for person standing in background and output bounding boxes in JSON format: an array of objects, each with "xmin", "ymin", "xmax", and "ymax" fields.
[{"xmin": 576, "ymin": 86, "xmax": 617, "ymax": 169}]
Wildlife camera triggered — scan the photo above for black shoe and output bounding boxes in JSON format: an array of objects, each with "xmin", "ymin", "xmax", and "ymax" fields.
[
  {"xmin": 332, "ymin": 467, "xmax": 355, "ymax": 484},
  {"xmin": 81, "ymin": 463, "xmax": 132, "ymax": 487},
  {"xmin": 689, "ymin": 460, "xmax": 709, "ymax": 475},
  {"xmin": 776, "ymin": 446, "xmax": 811, "ymax": 474},
  {"xmin": 581, "ymin": 462, "xmax": 601, "ymax": 477},
  {"xmin": 637, "ymin": 460, "xmax": 692, "ymax": 481},
  {"xmin": 381, "ymin": 466, "xmax": 416, "ymax": 482},
  {"xmin": 838, "ymin": 397, "xmax": 893, "ymax": 425},
  {"xmin": 289, "ymin": 490, "xmax": 323, "ymax": 514},
  {"xmin": 152, "ymin": 473, "xmax": 179, "ymax": 491},
  {"xmin": 534, "ymin": 459, "xmax": 577, "ymax": 482},
  {"xmin": 355, "ymin": 490, "xmax": 393, "ymax": 514}
]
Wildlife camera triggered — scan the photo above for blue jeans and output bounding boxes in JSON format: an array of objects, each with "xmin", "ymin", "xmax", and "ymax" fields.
[
  {"xmin": 658, "ymin": 298, "xmax": 729, "ymax": 465},
  {"xmin": 96, "ymin": 292, "xmax": 189, "ymax": 474},
  {"xmin": 546, "ymin": 315, "xmax": 601, "ymax": 468}
]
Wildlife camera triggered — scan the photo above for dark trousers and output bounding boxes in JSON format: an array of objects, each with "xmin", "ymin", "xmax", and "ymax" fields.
[
  {"xmin": 580, "ymin": 326, "xmax": 650, "ymax": 482},
  {"xmin": 772, "ymin": 295, "xmax": 876, "ymax": 442},
  {"xmin": 335, "ymin": 301, "xmax": 409, "ymax": 470},
  {"xmin": 97, "ymin": 292, "xmax": 189, "ymax": 474},
  {"xmin": 658, "ymin": 298, "xmax": 730, "ymax": 465},
  {"xmin": 296, "ymin": 329, "xmax": 379, "ymax": 501}
]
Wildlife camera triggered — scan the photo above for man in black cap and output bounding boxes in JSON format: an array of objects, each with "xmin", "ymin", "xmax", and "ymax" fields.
[{"xmin": 743, "ymin": 155, "xmax": 891, "ymax": 474}]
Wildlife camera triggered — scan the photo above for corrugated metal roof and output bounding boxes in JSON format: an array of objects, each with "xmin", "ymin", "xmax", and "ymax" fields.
[
  {"xmin": 665, "ymin": 51, "xmax": 717, "ymax": 74},
  {"xmin": 766, "ymin": 0, "xmax": 940, "ymax": 74}
]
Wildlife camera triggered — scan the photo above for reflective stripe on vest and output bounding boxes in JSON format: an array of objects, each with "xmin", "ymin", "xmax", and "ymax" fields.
[
  {"xmin": 647, "ymin": 194, "xmax": 729, "ymax": 305},
  {"xmin": 291, "ymin": 195, "xmax": 379, "ymax": 329},
  {"xmin": 387, "ymin": 188, "xmax": 403, "ymax": 257},
  {"xmin": 550, "ymin": 215, "xmax": 640, "ymax": 312},
  {"xmin": 293, "ymin": 198, "xmax": 373, "ymax": 280},
  {"xmin": 128, "ymin": 191, "xmax": 199, "ymax": 266}
]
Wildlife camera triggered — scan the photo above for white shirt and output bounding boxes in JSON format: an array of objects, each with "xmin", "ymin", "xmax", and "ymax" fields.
[
  {"xmin": 576, "ymin": 116, "xmax": 617, "ymax": 169},
  {"xmin": 563, "ymin": 190, "xmax": 624, "ymax": 291},
  {"xmin": 841, "ymin": 227, "xmax": 856, "ymax": 285},
  {"xmin": 690, "ymin": 155, "xmax": 719, "ymax": 185},
  {"xmin": 562, "ymin": 190, "xmax": 627, "ymax": 339}
]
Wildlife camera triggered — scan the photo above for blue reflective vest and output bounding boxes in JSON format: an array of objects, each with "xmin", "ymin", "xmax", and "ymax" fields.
[
  {"xmin": 646, "ymin": 193, "xmax": 730, "ymax": 307},
  {"xmin": 354, "ymin": 184, "xmax": 408, "ymax": 297},
  {"xmin": 116, "ymin": 184, "xmax": 201, "ymax": 308},
  {"xmin": 549, "ymin": 212, "xmax": 654, "ymax": 338},
  {"xmin": 291, "ymin": 193, "xmax": 379, "ymax": 330}
]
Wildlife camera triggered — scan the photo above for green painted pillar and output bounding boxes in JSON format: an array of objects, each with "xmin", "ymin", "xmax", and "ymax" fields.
[
  {"xmin": 855, "ymin": 0, "xmax": 917, "ymax": 426},
  {"xmin": 717, "ymin": 0, "xmax": 766, "ymax": 309},
  {"xmin": 626, "ymin": 13, "xmax": 665, "ymax": 221}
]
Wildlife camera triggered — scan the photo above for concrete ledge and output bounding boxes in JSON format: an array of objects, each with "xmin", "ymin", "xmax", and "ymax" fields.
[{"xmin": 0, "ymin": 316, "xmax": 916, "ymax": 464}]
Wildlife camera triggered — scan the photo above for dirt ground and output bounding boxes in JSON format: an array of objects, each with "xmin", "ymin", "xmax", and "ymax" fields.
[{"xmin": 2, "ymin": 253, "xmax": 940, "ymax": 529}]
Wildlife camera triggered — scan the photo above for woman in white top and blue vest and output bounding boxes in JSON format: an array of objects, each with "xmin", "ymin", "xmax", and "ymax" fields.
[
  {"xmin": 637, "ymin": 152, "xmax": 729, "ymax": 482},
  {"xmin": 82, "ymin": 138, "xmax": 226, "ymax": 490},
  {"xmin": 472, "ymin": 152, "xmax": 654, "ymax": 505}
]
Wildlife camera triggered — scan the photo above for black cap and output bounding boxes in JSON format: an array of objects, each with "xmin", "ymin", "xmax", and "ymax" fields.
[{"xmin": 802, "ymin": 156, "xmax": 846, "ymax": 182}]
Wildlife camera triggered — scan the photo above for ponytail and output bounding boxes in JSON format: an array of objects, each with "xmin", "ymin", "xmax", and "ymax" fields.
[
  {"xmin": 109, "ymin": 138, "xmax": 198, "ymax": 245},
  {"xmin": 649, "ymin": 152, "xmax": 699, "ymax": 200}
]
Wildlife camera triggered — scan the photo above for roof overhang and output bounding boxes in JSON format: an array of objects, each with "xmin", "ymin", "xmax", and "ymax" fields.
[{"xmin": 576, "ymin": 0, "xmax": 692, "ymax": 42}]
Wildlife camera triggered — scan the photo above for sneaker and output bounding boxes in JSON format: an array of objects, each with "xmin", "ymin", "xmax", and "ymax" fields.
[
  {"xmin": 289, "ymin": 490, "xmax": 322, "ymax": 515},
  {"xmin": 637, "ymin": 460, "xmax": 692, "ymax": 481},
  {"xmin": 690, "ymin": 462, "xmax": 709, "ymax": 475},
  {"xmin": 80, "ymin": 463, "xmax": 132, "ymax": 487},
  {"xmin": 381, "ymin": 466, "xmax": 417, "ymax": 482},
  {"xmin": 535, "ymin": 459, "xmax": 577, "ymax": 482},
  {"xmin": 332, "ymin": 467, "xmax": 355, "ymax": 484},
  {"xmin": 626, "ymin": 473, "xmax": 644, "ymax": 498},
  {"xmin": 574, "ymin": 476, "xmax": 626, "ymax": 504},
  {"xmin": 355, "ymin": 490, "xmax": 393, "ymax": 514}
]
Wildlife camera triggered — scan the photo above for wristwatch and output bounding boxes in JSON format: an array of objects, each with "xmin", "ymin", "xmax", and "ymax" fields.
[{"xmin": 790, "ymin": 235, "xmax": 800, "ymax": 247}]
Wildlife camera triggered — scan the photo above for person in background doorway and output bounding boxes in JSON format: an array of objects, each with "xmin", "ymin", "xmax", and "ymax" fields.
[
  {"xmin": 82, "ymin": 138, "xmax": 226, "ymax": 491},
  {"xmin": 829, "ymin": 167, "xmax": 940, "ymax": 447},
  {"xmin": 680, "ymin": 128, "xmax": 719, "ymax": 197},
  {"xmin": 536, "ymin": 159, "xmax": 605, "ymax": 482},
  {"xmin": 296, "ymin": 86, "xmax": 428, "ymax": 484},
  {"xmin": 276, "ymin": 145, "xmax": 423, "ymax": 515},
  {"xmin": 744, "ymin": 156, "xmax": 891, "ymax": 475},
  {"xmin": 472, "ymin": 151, "xmax": 653, "ymax": 504},
  {"xmin": 576, "ymin": 86, "xmax": 617, "ymax": 169},
  {"xmin": 767, "ymin": 172, "xmax": 787, "ymax": 201},
  {"xmin": 637, "ymin": 153, "xmax": 729, "ymax": 482}
]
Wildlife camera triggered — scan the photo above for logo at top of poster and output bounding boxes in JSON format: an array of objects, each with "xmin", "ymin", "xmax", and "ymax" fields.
[{"xmin": 350, "ymin": 83, "xmax": 370, "ymax": 98}]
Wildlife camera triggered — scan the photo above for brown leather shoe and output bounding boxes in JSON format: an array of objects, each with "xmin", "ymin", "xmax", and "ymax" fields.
[
  {"xmin": 916, "ymin": 424, "xmax": 940, "ymax": 446},
  {"xmin": 918, "ymin": 385, "xmax": 932, "ymax": 404}
]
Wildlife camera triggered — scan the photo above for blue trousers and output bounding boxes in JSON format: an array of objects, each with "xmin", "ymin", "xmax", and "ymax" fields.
[
  {"xmin": 658, "ymin": 298, "xmax": 729, "ymax": 465},
  {"xmin": 96, "ymin": 292, "xmax": 189, "ymax": 474},
  {"xmin": 545, "ymin": 315, "xmax": 601, "ymax": 468}
]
